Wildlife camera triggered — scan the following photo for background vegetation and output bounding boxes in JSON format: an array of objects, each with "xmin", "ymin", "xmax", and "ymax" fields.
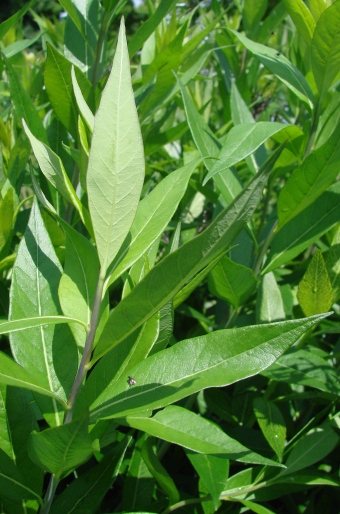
[{"xmin": 0, "ymin": 0, "xmax": 339, "ymax": 513}]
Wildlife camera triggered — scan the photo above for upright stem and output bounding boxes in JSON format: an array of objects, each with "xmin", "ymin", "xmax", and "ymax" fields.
[
  {"xmin": 64, "ymin": 270, "xmax": 105, "ymax": 423},
  {"xmin": 39, "ymin": 474, "xmax": 59, "ymax": 514}
]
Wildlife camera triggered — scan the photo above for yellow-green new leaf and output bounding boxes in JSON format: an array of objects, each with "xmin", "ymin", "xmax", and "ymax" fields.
[
  {"xmin": 87, "ymin": 18, "xmax": 144, "ymax": 274},
  {"xmin": 297, "ymin": 250, "xmax": 333, "ymax": 316}
]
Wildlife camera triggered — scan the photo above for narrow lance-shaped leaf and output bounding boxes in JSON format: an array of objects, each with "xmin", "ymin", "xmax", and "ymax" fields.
[
  {"xmin": 92, "ymin": 150, "xmax": 277, "ymax": 363},
  {"xmin": 89, "ymin": 313, "xmax": 329, "ymax": 421},
  {"xmin": 125, "ymin": 406, "xmax": 282, "ymax": 467},
  {"xmin": 9, "ymin": 200, "xmax": 78, "ymax": 426},
  {"xmin": 203, "ymin": 122, "xmax": 288, "ymax": 184},
  {"xmin": 106, "ymin": 159, "xmax": 202, "ymax": 286},
  {"xmin": 230, "ymin": 29, "xmax": 314, "ymax": 108},
  {"xmin": 311, "ymin": 1, "xmax": 340, "ymax": 101},
  {"xmin": 278, "ymin": 121, "xmax": 340, "ymax": 228},
  {"xmin": 87, "ymin": 17, "xmax": 145, "ymax": 274}
]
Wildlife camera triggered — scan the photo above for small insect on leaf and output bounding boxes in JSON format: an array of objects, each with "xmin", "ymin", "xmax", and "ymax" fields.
[{"xmin": 128, "ymin": 376, "xmax": 136, "ymax": 386}]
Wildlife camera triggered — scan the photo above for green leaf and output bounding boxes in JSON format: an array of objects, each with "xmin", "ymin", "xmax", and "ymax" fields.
[
  {"xmin": 253, "ymin": 398, "xmax": 286, "ymax": 462},
  {"xmin": 5, "ymin": 388, "xmax": 43, "ymax": 493},
  {"xmin": 231, "ymin": 30, "xmax": 314, "ymax": 107},
  {"xmin": 58, "ymin": 0, "xmax": 87, "ymax": 40},
  {"xmin": 89, "ymin": 314, "xmax": 328, "ymax": 421},
  {"xmin": 87, "ymin": 18, "xmax": 144, "ymax": 274},
  {"xmin": 0, "ymin": 448, "xmax": 42, "ymax": 502},
  {"xmin": 58, "ymin": 221, "xmax": 99, "ymax": 348},
  {"xmin": 324, "ymin": 243, "xmax": 340, "ymax": 302},
  {"xmin": 278, "ymin": 122, "xmax": 340, "ymax": 228},
  {"xmin": 186, "ymin": 452, "xmax": 229, "ymax": 510},
  {"xmin": 141, "ymin": 437, "xmax": 180, "ymax": 505},
  {"xmin": 4, "ymin": 57, "xmax": 48, "ymax": 144},
  {"xmin": 283, "ymin": 0, "xmax": 315, "ymax": 45},
  {"xmin": 256, "ymin": 272, "xmax": 285, "ymax": 323},
  {"xmin": 279, "ymin": 422, "xmax": 339, "ymax": 477},
  {"xmin": 44, "ymin": 44, "xmax": 93, "ymax": 139},
  {"xmin": 297, "ymin": 250, "xmax": 333, "ymax": 316},
  {"xmin": 311, "ymin": 0, "xmax": 340, "ymax": 100},
  {"xmin": 203, "ymin": 122, "xmax": 286, "ymax": 184},
  {"xmin": 9, "ymin": 200, "xmax": 78, "ymax": 425},
  {"xmin": 264, "ymin": 181, "xmax": 340, "ymax": 273},
  {"xmin": 92, "ymin": 155, "xmax": 273, "ymax": 362},
  {"xmin": 71, "ymin": 66, "xmax": 94, "ymax": 132},
  {"xmin": 49, "ymin": 437, "xmax": 131, "ymax": 514},
  {"xmin": 123, "ymin": 407, "xmax": 281, "ymax": 467},
  {"xmin": 262, "ymin": 347, "xmax": 340, "ymax": 395},
  {"xmin": 23, "ymin": 121, "xmax": 92, "ymax": 232},
  {"xmin": 0, "ymin": 316, "xmax": 87, "ymax": 335},
  {"xmin": 106, "ymin": 159, "xmax": 201, "ymax": 285},
  {"xmin": 28, "ymin": 416, "xmax": 93, "ymax": 476},
  {"xmin": 63, "ymin": 0, "xmax": 101, "ymax": 81},
  {"xmin": 0, "ymin": 351, "xmax": 64, "ymax": 404},
  {"xmin": 243, "ymin": 0, "xmax": 268, "ymax": 35},
  {"xmin": 239, "ymin": 499, "xmax": 276, "ymax": 514},
  {"xmin": 0, "ymin": 0, "xmax": 34, "ymax": 40},
  {"xmin": 128, "ymin": 0, "xmax": 176, "ymax": 57},
  {"xmin": 208, "ymin": 255, "xmax": 257, "ymax": 308}
]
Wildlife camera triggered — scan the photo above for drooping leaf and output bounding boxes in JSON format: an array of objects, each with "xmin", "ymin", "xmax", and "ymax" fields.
[
  {"xmin": 123, "ymin": 406, "xmax": 282, "ymax": 467},
  {"xmin": 0, "ymin": 0, "xmax": 35, "ymax": 40},
  {"xmin": 203, "ymin": 122, "xmax": 287, "ymax": 184},
  {"xmin": 231, "ymin": 30, "xmax": 314, "ymax": 107},
  {"xmin": 262, "ymin": 347, "xmax": 340, "ymax": 395},
  {"xmin": 87, "ymin": 18, "xmax": 145, "ymax": 274},
  {"xmin": 0, "ymin": 448, "xmax": 42, "ymax": 502}
]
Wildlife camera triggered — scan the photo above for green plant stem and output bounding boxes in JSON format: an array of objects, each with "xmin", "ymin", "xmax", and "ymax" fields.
[
  {"xmin": 64, "ymin": 270, "xmax": 105, "ymax": 424},
  {"xmin": 39, "ymin": 474, "xmax": 59, "ymax": 514}
]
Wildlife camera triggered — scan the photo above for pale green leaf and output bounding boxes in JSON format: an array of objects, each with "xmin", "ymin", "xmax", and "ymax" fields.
[
  {"xmin": 23, "ymin": 121, "xmax": 91, "ymax": 232},
  {"xmin": 71, "ymin": 66, "xmax": 94, "ymax": 132},
  {"xmin": 0, "ymin": 351, "xmax": 65, "ymax": 405},
  {"xmin": 89, "ymin": 314, "xmax": 328, "ymax": 421},
  {"xmin": 256, "ymin": 272, "xmax": 285, "ymax": 323},
  {"xmin": 203, "ymin": 122, "xmax": 287, "ymax": 184},
  {"xmin": 92, "ymin": 155, "xmax": 273, "ymax": 362},
  {"xmin": 106, "ymin": 159, "xmax": 201, "ymax": 286},
  {"xmin": 297, "ymin": 250, "xmax": 333, "ymax": 316},
  {"xmin": 9, "ymin": 200, "xmax": 78, "ymax": 426},
  {"xmin": 87, "ymin": 18, "xmax": 145, "ymax": 273}
]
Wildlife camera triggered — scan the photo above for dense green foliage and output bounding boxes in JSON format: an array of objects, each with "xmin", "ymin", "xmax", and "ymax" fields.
[{"xmin": 0, "ymin": 1, "xmax": 339, "ymax": 513}]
